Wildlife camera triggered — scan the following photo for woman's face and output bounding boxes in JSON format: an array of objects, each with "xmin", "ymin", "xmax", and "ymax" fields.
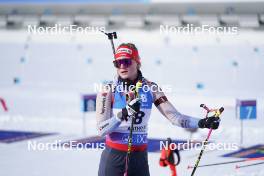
[{"xmin": 116, "ymin": 59, "xmax": 138, "ymax": 80}]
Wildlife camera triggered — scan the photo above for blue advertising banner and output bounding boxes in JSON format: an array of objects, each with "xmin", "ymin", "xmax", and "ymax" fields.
[
  {"xmin": 82, "ymin": 94, "xmax": 96, "ymax": 112},
  {"xmin": 236, "ymin": 100, "xmax": 257, "ymax": 120}
]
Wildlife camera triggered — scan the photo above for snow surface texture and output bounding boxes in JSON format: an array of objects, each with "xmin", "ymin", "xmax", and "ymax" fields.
[{"xmin": 0, "ymin": 29, "xmax": 264, "ymax": 176}]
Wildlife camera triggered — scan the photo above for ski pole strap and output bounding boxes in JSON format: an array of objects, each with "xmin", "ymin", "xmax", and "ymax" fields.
[
  {"xmin": 215, "ymin": 107, "xmax": 224, "ymax": 117},
  {"xmin": 200, "ymin": 104, "xmax": 224, "ymax": 118}
]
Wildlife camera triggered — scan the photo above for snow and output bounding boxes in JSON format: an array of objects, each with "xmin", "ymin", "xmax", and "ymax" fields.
[{"xmin": 0, "ymin": 29, "xmax": 264, "ymax": 176}]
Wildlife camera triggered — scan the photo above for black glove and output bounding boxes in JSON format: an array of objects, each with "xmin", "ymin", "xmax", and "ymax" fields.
[
  {"xmin": 119, "ymin": 98, "xmax": 141, "ymax": 121},
  {"xmin": 198, "ymin": 116, "xmax": 220, "ymax": 129}
]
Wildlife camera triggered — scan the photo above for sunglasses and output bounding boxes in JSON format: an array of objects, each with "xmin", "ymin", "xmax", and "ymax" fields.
[{"xmin": 113, "ymin": 59, "xmax": 132, "ymax": 68}]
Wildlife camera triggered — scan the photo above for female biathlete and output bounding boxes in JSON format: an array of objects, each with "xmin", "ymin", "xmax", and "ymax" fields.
[{"xmin": 96, "ymin": 43, "xmax": 220, "ymax": 176}]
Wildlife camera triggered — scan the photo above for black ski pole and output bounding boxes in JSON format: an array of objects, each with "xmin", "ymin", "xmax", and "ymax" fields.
[
  {"xmin": 236, "ymin": 161, "xmax": 264, "ymax": 169},
  {"xmin": 124, "ymin": 81, "xmax": 143, "ymax": 176},
  {"xmin": 188, "ymin": 157, "xmax": 264, "ymax": 169},
  {"xmin": 188, "ymin": 159, "xmax": 248, "ymax": 169},
  {"xmin": 100, "ymin": 30, "xmax": 117, "ymax": 55},
  {"xmin": 190, "ymin": 104, "xmax": 224, "ymax": 176}
]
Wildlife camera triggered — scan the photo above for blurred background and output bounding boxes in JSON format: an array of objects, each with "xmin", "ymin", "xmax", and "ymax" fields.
[{"xmin": 0, "ymin": 0, "xmax": 264, "ymax": 176}]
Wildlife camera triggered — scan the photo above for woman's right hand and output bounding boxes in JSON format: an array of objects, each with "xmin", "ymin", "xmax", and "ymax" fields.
[{"xmin": 118, "ymin": 98, "xmax": 141, "ymax": 121}]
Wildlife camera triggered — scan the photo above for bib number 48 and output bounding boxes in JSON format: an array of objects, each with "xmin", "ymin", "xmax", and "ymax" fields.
[{"xmin": 133, "ymin": 111, "xmax": 145, "ymax": 124}]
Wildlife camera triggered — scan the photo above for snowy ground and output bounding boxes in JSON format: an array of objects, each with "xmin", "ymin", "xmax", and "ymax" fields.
[
  {"xmin": 1, "ymin": 29, "xmax": 264, "ymax": 176},
  {"xmin": 0, "ymin": 93, "xmax": 263, "ymax": 176}
]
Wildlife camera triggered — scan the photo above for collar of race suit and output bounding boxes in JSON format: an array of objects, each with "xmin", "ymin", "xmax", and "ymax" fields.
[{"xmin": 118, "ymin": 70, "xmax": 143, "ymax": 91}]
